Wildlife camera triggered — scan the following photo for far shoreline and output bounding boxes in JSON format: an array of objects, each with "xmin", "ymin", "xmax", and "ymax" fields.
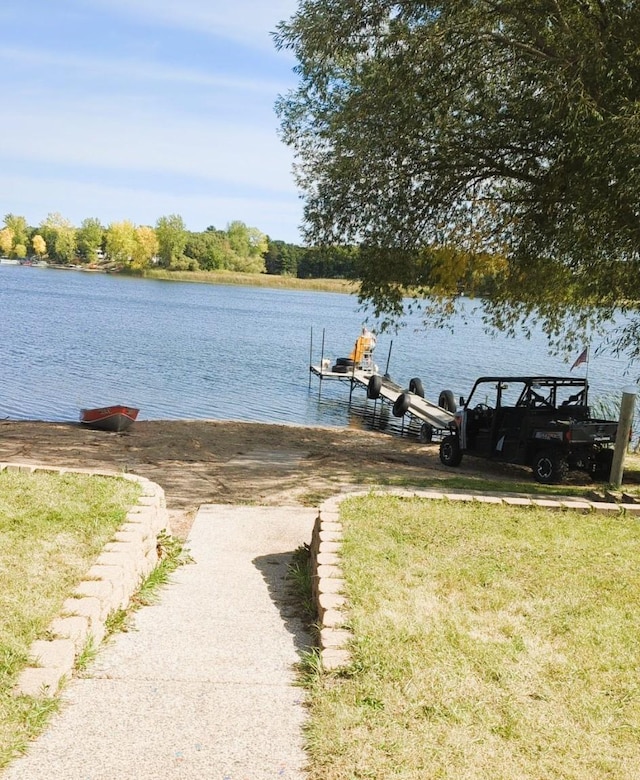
[
  {"xmin": 7, "ymin": 261, "xmax": 359, "ymax": 295},
  {"xmin": 140, "ymin": 268, "xmax": 358, "ymax": 294}
]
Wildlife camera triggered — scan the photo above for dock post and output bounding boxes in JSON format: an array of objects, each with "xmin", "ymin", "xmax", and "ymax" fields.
[
  {"xmin": 384, "ymin": 341, "xmax": 393, "ymax": 377},
  {"xmin": 609, "ymin": 385, "xmax": 637, "ymax": 487},
  {"xmin": 348, "ymin": 358, "xmax": 357, "ymax": 406},
  {"xmin": 308, "ymin": 327, "xmax": 313, "ymax": 391},
  {"xmin": 318, "ymin": 328, "xmax": 326, "ymax": 398}
]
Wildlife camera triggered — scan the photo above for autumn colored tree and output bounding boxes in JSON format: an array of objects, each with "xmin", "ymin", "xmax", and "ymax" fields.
[
  {"xmin": 105, "ymin": 221, "xmax": 136, "ymax": 265},
  {"xmin": 31, "ymin": 234, "xmax": 47, "ymax": 260},
  {"xmin": 131, "ymin": 226, "xmax": 159, "ymax": 270},
  {"xmin": 0, "ymin": 228, "xmax": 14, "ymax": 256},
  {"xmin": 4, "ymin": 214, "xmax": 28, "ymax": 252}
]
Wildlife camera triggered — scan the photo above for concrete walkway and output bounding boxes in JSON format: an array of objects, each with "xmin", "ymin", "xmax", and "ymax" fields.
[{"xmin": 4, "ymin": 504, "xmax": 317, "ymax": 780}]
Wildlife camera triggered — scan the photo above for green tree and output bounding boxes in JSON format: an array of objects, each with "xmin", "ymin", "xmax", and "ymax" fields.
[
  {"xmin": 264, "ymin": 239, "xmax": 302, "ymax": 276},
  {"xmin": 298, "ymin": 245, "xmax": 358, "ymax": 279},
  {"xmin": 226, "ymin": 221, "xmax": 267, "ymax": 273},
  {"xmin": 39, "ymin": 213, "xmax": 77, "ymax": 264},
  {"xmin": 275, "ymin": 1, "xmax": 640, "ymax": 359},
  {"xmin": 184, "ymin": 230, "xmax": 234, "ymax": 271},
  {"xmin": 77, "ymin": 218, "xmax": 104, "ymax": 263},
  {"xmin": 155, "ymin": 214, "xmax": 187, "ymax": 268}
]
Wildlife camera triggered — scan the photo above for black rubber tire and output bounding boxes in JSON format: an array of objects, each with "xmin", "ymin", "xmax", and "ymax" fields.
[
  {"xmin": 331, "ymin": 364, "xmax": 349, "ymax": 373},
  {"xmin": 532, "ymin": 450, "xmax": 569, "ymax": 484},
  {"xmin": 439, "ymin": 435, "xmax": 463, "ymax": 466},
  {"xmin": 392, "ymin": 393, "xmax": 411, "ymax": 417},
  {"xmin": 367, "ymin": 374, "xmax": 382, "ymax": 399},
  {"xmin": 591, "ymin": 448, "xmax": 614, "ymax": 481},
  {"xmin": 419, "ymin": 423, "xmax": 434, "ymax": 443},
  {"xmin": 409, "ymin": 377, "xmax": 425, "ymax": 398},
  {"xmin": 438, "ymin": 390, "xmax": 456, "ymax": 412},
  {"xmin": 335, "ymin": 357, "xmax": 355, "ymax": 367}
]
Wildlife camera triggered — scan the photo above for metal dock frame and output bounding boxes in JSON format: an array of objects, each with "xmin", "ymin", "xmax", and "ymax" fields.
[{"xmin": 309, "ymin": 327, "xmax": 455, "ymax": 439}]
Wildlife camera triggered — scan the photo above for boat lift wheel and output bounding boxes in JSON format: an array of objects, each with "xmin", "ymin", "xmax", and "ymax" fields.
[
  {"xmin": 367, "ymin": 374, "xmax": 382, "ymax": 399},
  {"xmin": 409, "ymin": 377, "xmax": 425, "ymax": 397},
  {"xmin": 392, "ymin": 393, "xmax": 411, "ymax": 417},
  {"xmin": 438, "ymin": 389, "xmax": 456, "ymax": 412},
  {"xmin": 419, "ymin": 423, "xmax": 434, "ymax": 443}
]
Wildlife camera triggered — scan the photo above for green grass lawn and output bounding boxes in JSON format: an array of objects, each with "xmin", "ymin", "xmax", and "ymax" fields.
[
  {"xmin": 304, "ymin": 494, "xmax": 640, "ymax": 780},
  {"xmin": 0, "ymin": 470, "xmax": 140, "ymax": 768}
]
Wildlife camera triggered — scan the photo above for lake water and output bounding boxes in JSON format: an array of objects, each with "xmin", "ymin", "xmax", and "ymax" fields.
[{"xmin": 0, "ymin": 265, "xmax": 636, "ymax": 429}]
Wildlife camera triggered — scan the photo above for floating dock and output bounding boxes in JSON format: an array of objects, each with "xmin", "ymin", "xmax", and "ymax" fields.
[{"xmin": 309, "ymin": 329, "xmax": 455, "ymax": 441}]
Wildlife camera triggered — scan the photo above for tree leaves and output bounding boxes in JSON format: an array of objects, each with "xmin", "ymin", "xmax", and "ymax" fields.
[{"xmin": 276, "ymin": 0, "xmax": 640, "ymax": 362}]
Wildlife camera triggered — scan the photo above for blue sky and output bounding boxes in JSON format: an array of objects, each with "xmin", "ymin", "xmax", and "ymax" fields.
[{"xmin": 0, "ymin": 0, "xmax": 304, "ymax": 243}]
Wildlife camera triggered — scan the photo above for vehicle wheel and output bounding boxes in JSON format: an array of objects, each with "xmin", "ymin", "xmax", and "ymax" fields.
[
  {"xmin": 335, "ymin": 357, "xmax": 354, "ymax": 367},
  {"xmin": 367, "ymin": 374, "xmax": 382, "ymax": 399},
  {"xmin": 419, "ymin": 423, "xmax": 433, "ymax": 443},
  {"xmin": 392, "ymin": 393, "xmax": 411, "ymax": 417},
  {"xmin": 438, "ymin": 390, "xmax": 456, "ymax": 412},
  {"xmin": 532, "ymin": 450, "xmax": 569, "ymax": 484},
  {"xmin": 440, "ymin": 435, "xmax": 463, "ymax": 466},
  {"xmin": 409, "ymin": 377, "xmax": 424, "ymax": 397},
  {"xmin": 592, "ymin": 448, "xmax": 614, "ymax": 481}
]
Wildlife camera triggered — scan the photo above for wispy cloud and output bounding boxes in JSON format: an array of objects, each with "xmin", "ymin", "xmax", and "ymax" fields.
[
  {"xmin": 85, "ymin": 0, "xmax": 299, "ymax": 51},
  {"xmin": 1, "ymin": 95, "xmax": 295, "ymax": 192},
  {"xmin": 0, "ymin": 46, "xmax": 290, "ymax": 95}
]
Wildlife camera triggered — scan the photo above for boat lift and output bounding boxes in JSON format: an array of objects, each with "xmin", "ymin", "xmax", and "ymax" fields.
[{"xmin": 308, "ymin": 328, "xmax": 455, "ymax": 441}]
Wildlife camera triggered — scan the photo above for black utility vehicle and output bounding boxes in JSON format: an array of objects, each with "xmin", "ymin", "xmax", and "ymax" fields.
[{"xmin": 439, "ymin": 376, "xmax": 618, "ymax": 483}]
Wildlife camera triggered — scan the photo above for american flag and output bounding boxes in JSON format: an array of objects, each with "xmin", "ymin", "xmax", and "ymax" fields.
[{"xmin": 570, "ymin": 347, "xmax": 589, "ymax": 371}]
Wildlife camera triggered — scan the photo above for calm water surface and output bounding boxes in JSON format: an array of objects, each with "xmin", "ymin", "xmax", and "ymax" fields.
[{"xmin": 0, "ymin": 265, "xmax": 635, "ymax": 428}]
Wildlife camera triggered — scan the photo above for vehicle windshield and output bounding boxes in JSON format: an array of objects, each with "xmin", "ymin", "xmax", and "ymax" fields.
[{"xmin": 467, "ymin": 379, "xmax": 588, "ymax": 410}]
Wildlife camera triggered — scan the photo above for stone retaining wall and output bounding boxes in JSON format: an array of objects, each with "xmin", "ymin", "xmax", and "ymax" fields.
[
  {"xmin": 310, "ymin": 487, "xmax": 640, "ymax": 672},
  {"xmin": 1, "ymin": 463, "xmax": 170, "ymax": 697}
]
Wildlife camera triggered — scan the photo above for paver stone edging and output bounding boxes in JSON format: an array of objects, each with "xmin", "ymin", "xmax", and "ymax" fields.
[
  {"xmin": 310, "ymin": 486, "xmax": 637, "ymax": 672},
  {"xmin": 1, "ymin": 462, "xmax": 170, "ymax": 698}
]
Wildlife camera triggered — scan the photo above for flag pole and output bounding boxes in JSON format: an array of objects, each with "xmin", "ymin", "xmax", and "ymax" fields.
[{"xmin": 585, "ymin": 344, "xmax": 591, "ymax": 383}]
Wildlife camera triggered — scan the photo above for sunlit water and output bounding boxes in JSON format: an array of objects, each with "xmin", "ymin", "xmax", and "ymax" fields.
[{"xmin": 0, "ymin": 265, "xmax": 636, "ymax": 429}]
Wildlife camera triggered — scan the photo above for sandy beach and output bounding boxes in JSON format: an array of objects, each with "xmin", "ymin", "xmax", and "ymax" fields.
[
  {"xmin": 0, "ymin": 418, "xmax": 612, "ymax": 538},
  {"xmin": 0, "ymin": 419, "xmax": 472, "ymax": 533}
]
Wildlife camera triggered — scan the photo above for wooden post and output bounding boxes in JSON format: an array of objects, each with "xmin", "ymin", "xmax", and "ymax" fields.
[{"xmin": 609, "ymin": 386, "xmax": 637, "ymax": 487}]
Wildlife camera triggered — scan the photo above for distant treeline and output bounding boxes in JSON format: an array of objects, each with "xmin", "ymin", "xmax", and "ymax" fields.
[
  {"xmin": 0, "ymin": 212, "xmax": 359, "ymax": 280},
  {"xmin": 1, "ymin": 211, "xmax": 503, "ymax": 297}
]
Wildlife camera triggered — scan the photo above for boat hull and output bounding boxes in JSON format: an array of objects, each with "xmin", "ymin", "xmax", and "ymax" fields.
[{"xmin": 80, "ymin": 406, "xmax": 139, "ymax": 432}]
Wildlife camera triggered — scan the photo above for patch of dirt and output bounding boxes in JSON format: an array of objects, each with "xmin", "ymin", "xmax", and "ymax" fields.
[{"xmin": 0, "ymin": 419, "xmax": 589, "ymax": 537}]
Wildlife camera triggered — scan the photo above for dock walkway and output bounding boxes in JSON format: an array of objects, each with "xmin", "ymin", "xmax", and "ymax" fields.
[{"xmin": 310, "ymin": 363, "xmax": 455, "ymax": 438}]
